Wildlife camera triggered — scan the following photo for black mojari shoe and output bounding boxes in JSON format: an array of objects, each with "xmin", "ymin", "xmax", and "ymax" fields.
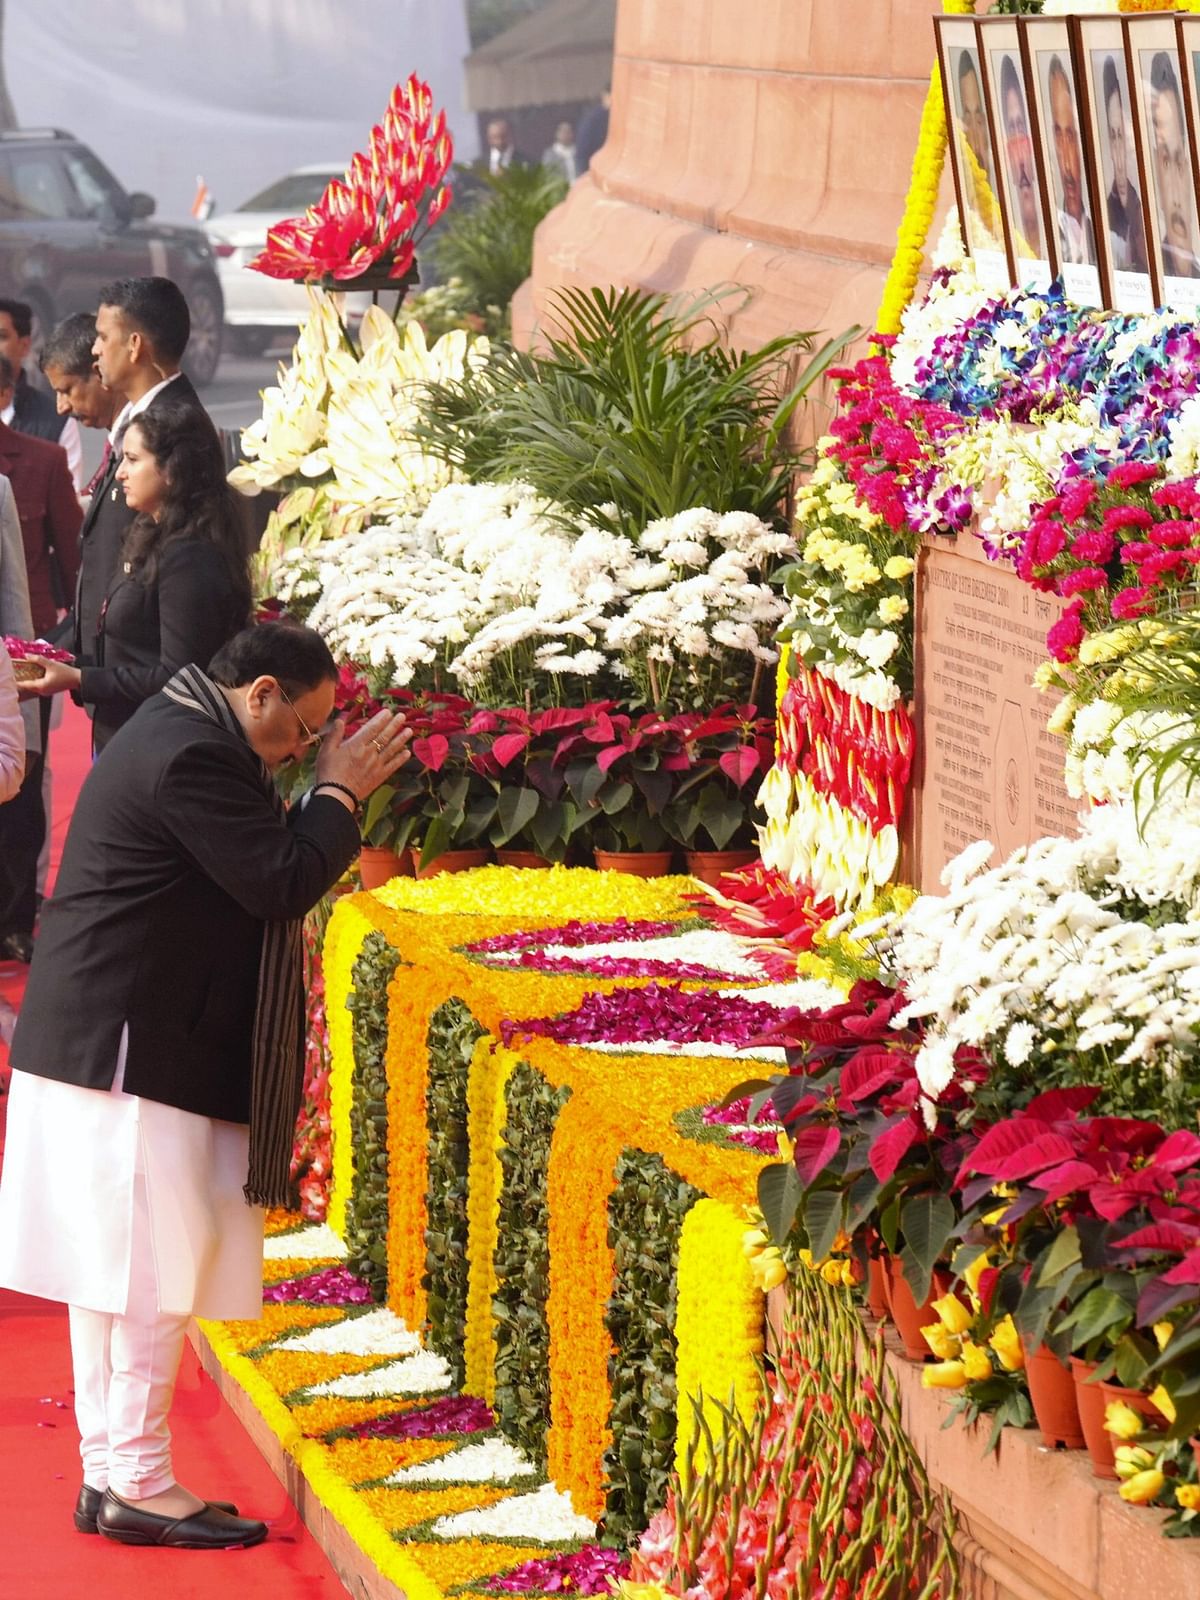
[{"xmin": 77, "ymin": 1483, "xmax": 243, "ymax": 1539}]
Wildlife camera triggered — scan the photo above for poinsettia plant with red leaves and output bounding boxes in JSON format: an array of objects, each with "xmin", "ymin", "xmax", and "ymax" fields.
[
  {"xmin": 249, "ymin": 75, "xmax": 453, "ymax": 286},
  {"xmin": 952, "ymin": 1094, "xmax": 1200, "ymax": 1414},
  {"xmin": 663, "ymin": 704, "xmax": 773, "ymax": 851},
  {"xmin": 733, "ymin": 978, "xmax": 991, "ymax": 1305},
  {"xmin": 466, "ymin": 704, "xmax": 597, "ymax": 861}
]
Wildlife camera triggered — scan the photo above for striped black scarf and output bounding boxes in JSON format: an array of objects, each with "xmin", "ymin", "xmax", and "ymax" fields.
[{"xmin": 162, "ymin": 664, "xmax": 303, "ymax": 1209}]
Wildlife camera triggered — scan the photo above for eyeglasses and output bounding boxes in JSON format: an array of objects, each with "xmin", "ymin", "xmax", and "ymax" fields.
[{"xmin": 278, "ymin": 683, "xmax": 323, "ymax": 749}]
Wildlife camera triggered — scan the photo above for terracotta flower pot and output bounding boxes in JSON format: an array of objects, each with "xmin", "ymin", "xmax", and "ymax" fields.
[
  {"xmin": 886, "ymin": 1256, "xmax": 951, "ymax": 1361},
  {"xmin": 1071, "ymin": 1358, "xmax": 1116, "ymax": 1478},
  {"xmin": 408, "ymin": 847, "xmax": 490, "ymax": 879},
  {"xmin": 495, "ymin": 849, "xmax": 552, "ymax": 870},
  {"xmin": 358, "ymin": 846, "xmax": 412, "ymax": 889},
  {"xmin": 593, "ymin": 849, "xmax": 674, "ymax": 878},
  {"xmin": 1098, "ymin": 1378, "xmax": 1168, "ymax": 1437},
  {"xmin": 866, "ymin": 1253, "xmax": 890, "ymax": 1322},
  {"xmin": 1024, "ymin": 1344, "xmax": 1084, "ymax": 1450},
  {"xmin": 685, "ymin": 848, "xmax": 759, "ymax": 887}
]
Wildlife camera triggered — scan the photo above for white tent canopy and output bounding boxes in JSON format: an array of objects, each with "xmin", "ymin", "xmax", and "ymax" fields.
[{"xmin": 5, "ymin": 0, "xmax": 478, "ymax": 222}]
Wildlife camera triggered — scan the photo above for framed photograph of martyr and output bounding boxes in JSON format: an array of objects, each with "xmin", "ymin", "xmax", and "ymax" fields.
[
  {"xmin": 1174, "ymin": 14, "xmax": 1200, "ymax": 304},
  {"xmin": 1074, "ymin": 16, "xmax": 1154, "ymax": 314},
  {"xmin": 1128, "ymin": 15, "xmax": 1200, "ymax": 314},
  {"xmin": 977, "ymin": 15, "xmax": 1055, "ymax": 292},
  {"xmin": 1023, "ymin": 16, "xmax": 1105, "ymax": 308},
  {"xmin": 935, "ymin": 14, "xmax": 1014, "ymax": 293}
]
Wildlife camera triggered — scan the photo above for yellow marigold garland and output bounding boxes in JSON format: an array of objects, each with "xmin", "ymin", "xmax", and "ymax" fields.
[
  {"xmin": 323, "ymin": 897, "xmax": 377, "ymax": 1236},
  {"xmin": 875, "ymin": 0, "xmax": 977, "ymax": 338},
  {"xmin": 875, "ymin": 66, "xmax": 947, "ymax": 338},
  {"xmin": 544, "ymin": 1094, "xmax": 627, "ymax": 1521},
  {"xmin": 673, "ymin": 1198, "xmax": 765, "ymax": 1480},
  {"xmin": 464, "ymin": 1036, "xmax": 519, "ymax": 1401}
]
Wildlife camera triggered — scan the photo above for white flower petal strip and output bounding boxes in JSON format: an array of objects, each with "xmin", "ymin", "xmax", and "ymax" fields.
[
  {"xmin": 429, "ymin": 1481, "xmax": 596, "ymax": 1541},
  {"xmin": 274, "ymin": 1307, "xmax": 420, "ymax": 1357},
  {"xmin": 385, "ymin": 1437, "xmax": 536, "ymax": 1486},
  {"xmin": 263, "ymin": 1223, "xmax": 346, "ymax": 1261},
  {"xmin": 579, "ymin": 1039, "xmax": 788, "ymax": 1063},
  {"xmin": 493, "ymin": 929, "xmax": 767, "ymax": 978},
  {"xmin": 305, "ymin": 1349, "xmax": 452, "ymax": 1398}
]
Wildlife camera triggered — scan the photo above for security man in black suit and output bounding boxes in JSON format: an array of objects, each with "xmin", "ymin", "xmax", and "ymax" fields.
[{"xmin": 74, "ymin": 278, "xmax": 216, "ymax": 684}]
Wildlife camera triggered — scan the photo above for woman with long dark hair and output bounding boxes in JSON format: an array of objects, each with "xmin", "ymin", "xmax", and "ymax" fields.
[{"xmin": 27, "ymin": 397, "xmax": 251, "ymax": 750}]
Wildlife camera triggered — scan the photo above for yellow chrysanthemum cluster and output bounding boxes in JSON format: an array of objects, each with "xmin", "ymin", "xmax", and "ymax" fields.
[
  {"xmin": 323, "ymin": 898, "xmax": 377, "ymax": 1235},
  {"xmin": 371, "ymin": 863, "xmax": 693, "ymax": 921},
  {"xmin": 674, "ymin": 1199, "xmax": 765, "ymax": 1480},
  {"xmin": 802, "ymin": 530, "xmax": 883, "ymax": 594}
]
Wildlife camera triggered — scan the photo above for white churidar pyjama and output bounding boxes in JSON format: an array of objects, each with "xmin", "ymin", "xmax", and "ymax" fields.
[{"xmin": 0, "ymin": 1030, "xmax": 266, "ymax": 1493}]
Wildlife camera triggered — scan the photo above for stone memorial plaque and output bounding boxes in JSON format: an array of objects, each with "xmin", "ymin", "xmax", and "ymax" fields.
[{"xmin": 908, "ymin": 531, "xmax": 1079, "ymax": 892}]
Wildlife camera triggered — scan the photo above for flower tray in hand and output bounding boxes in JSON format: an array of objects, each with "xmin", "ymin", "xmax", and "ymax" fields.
[{"xmin": 4, "ymin": 637, "xmax": 73, "ymax": 682}]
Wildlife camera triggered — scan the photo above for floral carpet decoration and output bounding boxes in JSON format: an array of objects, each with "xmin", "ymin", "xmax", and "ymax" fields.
[{"xmin": 199, "ymin": 866, "xmax": 873, "ymax": 1594}]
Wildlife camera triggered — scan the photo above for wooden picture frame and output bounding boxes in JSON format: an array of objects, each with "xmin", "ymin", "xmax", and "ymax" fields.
[
  {"xmin": 977, "ymin": 15, "xmax": 1055, "ymax": 292},
  {"xmin": 935, "ymin": 14, "xmax": 1014, "ymax": 293},
  {"xmin": 1073, "ymin": 15, "xmax": 1155, "ymax": 313},
  {"xmin": 1174, "ymin": 13, "xmax": 1200, "ymax": 309},
  {"xmin": 1022, "ymin": 16, "xmax": 1105, "ymax": 309},
  {"xmin": 1127, "ymin": 14, "xmax": 1200, "ymax": 313}
]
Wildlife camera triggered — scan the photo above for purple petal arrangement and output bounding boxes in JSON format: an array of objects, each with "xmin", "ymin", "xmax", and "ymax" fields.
[
  {"xmin": 347, "ymin": 1393, "xmax": 495, "ymax": 1439},
  {"xmin": 482, "ymin": 1544, "xmax": 631, "ymax": 1594},
  {"xmin": 263, "ymin": 1265, "xmax": 375, "ymax": 1305},
  {"xmin": 500, "ymin": 982, "xmax": 800, "ymax": 1051}
]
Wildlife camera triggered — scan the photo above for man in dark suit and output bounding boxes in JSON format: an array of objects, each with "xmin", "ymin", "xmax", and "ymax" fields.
[
  {"xmin": 0, "ymin": 296, "xmax": 84, "ymax": 489},
  {"xmin": 0, "ymin": 622, "xmax": 411, "ymax": 1550},
  {"xmin": 0, "ymin": 353, "xmax": 83, "ymax": 960},
  {"xmin": 75, "ymin": 278, "xmax": 215, "ymax": 679},
  {"xmin": 40, "ymin": 312, "xmax": 124, "ymax": 450}
]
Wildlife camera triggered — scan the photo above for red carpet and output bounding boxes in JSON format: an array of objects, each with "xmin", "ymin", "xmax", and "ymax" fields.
[{"xmin": 0, "ymin": 701, "xmax": 345, "ymax": 1597}]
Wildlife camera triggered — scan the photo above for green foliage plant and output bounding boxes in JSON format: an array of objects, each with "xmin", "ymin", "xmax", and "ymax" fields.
[
  {"xmin": 423, "ymin": 1000, "xmax": 485, "ymax": 1387},
  {"xmin": 602, "ymin": 1150, "xmax": 701, "ymax": 1544},
  {"xmin": 430, "ymin": 163, "xmax": 567, "ymax": 331},
  {"xmin": 492, "ymin": 1060, "xmax": 572, "ymax": 1466},
  {"xmin": 343, "ymin": 933, "xmax": 404, "ymax": 1299},
  {"xmin": 417, "ymin": 284, "xmax": 857, "ymax": 539}
]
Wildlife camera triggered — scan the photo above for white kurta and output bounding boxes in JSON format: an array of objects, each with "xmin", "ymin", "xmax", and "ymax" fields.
[{"xmin": 0, "ymin": 1032, "xmax": 265, "ymax": 1320}]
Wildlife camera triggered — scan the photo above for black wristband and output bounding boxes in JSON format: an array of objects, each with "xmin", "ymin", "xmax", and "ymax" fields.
[{"xmin": 313, "ymin": 780, "xmax": 361, "ymax": 816}]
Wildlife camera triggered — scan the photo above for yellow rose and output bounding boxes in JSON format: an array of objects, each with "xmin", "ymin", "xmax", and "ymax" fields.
[
  {"xmin": 1149, "ymin": 1384, "xmax": 1176, "ymax": 1425},
  {"xmin": 922, "ymin": 1360, "xmax": 968, "ymax": 1390},
  {"xmin": 921, "ymin": 1322, "xmax": 961, "ymax": 1361},
  {"xmin": 752, "ymin": 1254, "xmax": 789, "ymax": 1292},
  {"xmin": 1118, "ymin": 1468, "xmax": 1165, "ymax": 1506},
  {"xmin": 961, "ymin": 1251, "xmax": 993, "ymax": 1299},
  {"xmin": 1176, "ymin": 1484, "xmax": 1200, "ymax": 1512},
  {"xmin": 879, "ymin": 595, "xmax": 909, "ymax": 623},
  {"xmin": 884, "ymin": 555, "xmax": 915, "ymax": 581},
  {"xmin": 988, "ymin": 1316, "xmax": 1024, "ymax": 1373},
  {"xmin": 931, "ymin": 1293, "xmax": 973, "ymax": 1336},
  {"xmin": 1113, "ymin": 1444, "xmax": 1156, "ymax": 1480},
  {"xmin": 821, "ymin": 1258, "xmax": 846, "ymax": 1286},
  {"xmin": 961, "ymin": 1340, "xmax": 993, "ymax": 1382},
  {"xmin": 1104, "ymin": 1401, "xmax": 1145, "ymax": 1441}
]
